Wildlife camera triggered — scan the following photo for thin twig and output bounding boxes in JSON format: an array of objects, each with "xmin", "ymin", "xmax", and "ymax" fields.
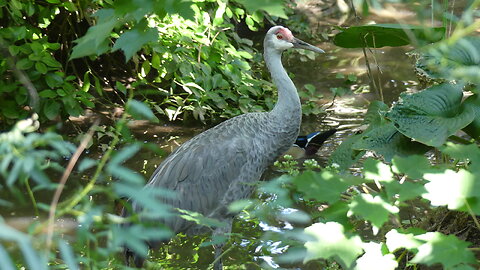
[
  {"xmin": 464, "ymin": 200, "xmax": 480, "ymax": 230},
  {"xmin": 56, "ymin": 108, "xmax": 128, "ymax": 217},
  {"xmin": 209, "ymin": 244, "xmax": 235, "ymax": 269},
  {"xmin": 45, "ymin": 120, "xmax": 99, "ymax": 251}
]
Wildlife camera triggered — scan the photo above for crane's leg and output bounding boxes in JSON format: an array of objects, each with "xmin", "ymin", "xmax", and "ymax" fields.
[{"xmin": 212, "ymin": 218, "xmax": 232, "ymax": 270}]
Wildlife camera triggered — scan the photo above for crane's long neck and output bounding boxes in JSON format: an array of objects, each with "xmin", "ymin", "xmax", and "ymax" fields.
[{"xmin": 264, "ymin": 47, "xmax": 302, "ymax": 124}]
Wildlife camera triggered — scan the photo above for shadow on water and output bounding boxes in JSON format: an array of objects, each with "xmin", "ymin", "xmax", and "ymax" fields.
[{"xmin": 1, "ymin": 13, "xmax": 425, "ymax": 270}]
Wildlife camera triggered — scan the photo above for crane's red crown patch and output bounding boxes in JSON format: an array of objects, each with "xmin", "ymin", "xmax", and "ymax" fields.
[{"xmin": 275, "ymin": 27, "xmax": 294, "ymax": 41}]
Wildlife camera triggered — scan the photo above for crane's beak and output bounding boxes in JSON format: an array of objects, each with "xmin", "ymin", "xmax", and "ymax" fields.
[{"xmin": 292, "ymin": 38, "xmax": 325, "ymax": 53}]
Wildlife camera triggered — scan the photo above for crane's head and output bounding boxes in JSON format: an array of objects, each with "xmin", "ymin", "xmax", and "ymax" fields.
[{"xmin": 265, "ymin": 26, "xmax": 324, "ymax": 53}]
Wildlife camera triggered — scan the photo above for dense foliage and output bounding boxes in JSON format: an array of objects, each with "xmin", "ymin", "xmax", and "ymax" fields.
[{"xmin": 2, "ymin": 0, "xmax": 480, "ymax": 269}]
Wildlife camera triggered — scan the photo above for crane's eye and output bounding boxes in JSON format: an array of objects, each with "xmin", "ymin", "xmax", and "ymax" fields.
[{"xmin": 276, "ymin": 34, "xmax": 283, "ymax": 40}]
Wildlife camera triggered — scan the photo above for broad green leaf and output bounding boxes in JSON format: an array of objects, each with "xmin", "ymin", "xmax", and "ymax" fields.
[
  {"xmin": 363, "ymin": 100, "xmax": 389, "ymax": 125},
  {"xmin": 293, "ymin": 170, "xmax": 354, "ymax": 204},
  {"xmin": 35, "ymin": 62, "xmax": 48, "ymax": 74},
  {"xmin": 304, "ymin": 222, "xmax": 363, "ymax": 268},
  {"xmin": 234, "ymin": 0, "xmax": 287, "ymax": 18},
  {"xmin": 387, "ymin": 83, "xmax": 475, "ymax": 147},
  {"xmin": 43, "ymin": 100, "xmax": 61, "ymax": 120},
  {"xmin": 328, "ymin": 133, "xmax": 365, "ymax": 171},
  {"xmin": 383, "ymin": 180, "xmax": 426, "ymax": 202},
  {"xmin": 16, "ymin": 58, "xmax": 33, "ymax": 70},
  {"xmin": 411, "ymin": 232, "xmax": 476, "ymax": 269},
  {"xmin": 112, "ymin": 24, "xmax": 159, "ymax": 61},
  {"xmin": 392, "ymin": 155, "xmax": 431, "ymax": 179},
  {"xmin": 333, "ymin": 24, "xmax": 445, "ymax": 48},
  {"xmin": 353, "ymin": 122, "xmax": 431, "ymax": 161},
  {"xmin": 39, "ymin": 89, "xmax": 57, "ymax": 98},
  {"xmin": 415, "ymin": 36, "xmax": 480, "ymax": 84},
  {"xmin": 45, "ymin": 73, "xmax": 63, "ymax": 88},
  {"xmin": 0, "ymin": 244, "xmax": 15, "ymax": 270},
  {"xmin": 354, "ymin": 242, "xmax": 397, "ymax": 270},
  {"xmin": 126, "ymin": 99, "xmax": 159, "ymax": 123},
  {"xmin": 363, "ymin": 158, "xmax": 393, "ymax": 182},
  {"xmin": 177, "ymin": 208, "xmax": 226, "ymax": 228},
  {"xmin": 58, "ymin": 240, "xmax": 79, "ymax": 270},
  {"xmin": 317, "ymin": 201, "xmax": 353, "ymax": 230},
  {"xmin": 70, "ymin": 9, "xmax": 118, "ymax": 59},
  {"xmin": 462, "ymin": 94, "xmax": 480, "ymax": 140},
  {"xmin": 348, "ymin": 194, "xmax": 399, "ymax": 233},
  {"xmin": 441, "ymin": 142, "xmax": 480, "ymax": 171}
]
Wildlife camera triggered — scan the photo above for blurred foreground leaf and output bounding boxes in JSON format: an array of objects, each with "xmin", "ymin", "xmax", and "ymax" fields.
[{"xmin": 304, "ymin": 222, "xmax": 363, "ymax": 268}]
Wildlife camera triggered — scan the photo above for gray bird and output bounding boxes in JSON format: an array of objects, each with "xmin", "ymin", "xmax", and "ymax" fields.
[{"xmin": 123, "ymin": 25, "xmax": 324, "ymax": 269}]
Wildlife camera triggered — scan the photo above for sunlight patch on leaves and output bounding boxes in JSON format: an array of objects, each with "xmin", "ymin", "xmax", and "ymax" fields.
[
  {"xmin": 354, "ymin": 242, "xmax": 397, "ymax": 270},
  {"xmin": 385, "ymin": 229, "xmax": 424, "ymax": 251},
  {"xmin": 304, "ymin": 222, "xmax": 363, "ymax": 268},
  {"xmin": 422, "ymin": 169, "xmax": 478, "ymax": 210}
]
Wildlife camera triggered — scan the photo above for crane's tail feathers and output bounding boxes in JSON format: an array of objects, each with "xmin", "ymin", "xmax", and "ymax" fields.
[{"xmin": 305, "ymin": 128, "xmax": 337, "ymax": 156}]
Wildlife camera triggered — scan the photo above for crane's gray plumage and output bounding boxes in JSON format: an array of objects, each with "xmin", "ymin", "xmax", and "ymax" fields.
[{"xmin": 124, "ymin": 25, "xmax": 324, "ymax": 269}]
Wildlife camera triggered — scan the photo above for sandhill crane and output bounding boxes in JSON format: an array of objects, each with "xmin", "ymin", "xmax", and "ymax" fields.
[{"xmin": 123, "ymin": 25, "xmax": 324, "ymax": 269}]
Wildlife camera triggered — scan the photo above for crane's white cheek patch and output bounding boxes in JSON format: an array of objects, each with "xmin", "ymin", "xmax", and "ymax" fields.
[{"xmin": 274, "ymin": 41, "xmax": 293, "ymax": 51}]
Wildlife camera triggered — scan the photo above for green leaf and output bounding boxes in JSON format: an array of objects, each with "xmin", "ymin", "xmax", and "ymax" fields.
[
  {"xmin": 462, "ymin": 94, "xmax": 480, "ymax": 140},
  {"xmin": 78, "ymin": 158, "xmax": 96, "ymax": 172},
  {"xmin": 126, "ymin": 100, "xmax": 159, "ymax": 123},
  {"xmin": 391, "ymin": 155, "xmax": 431, "ymax": 179},
  {"xmin": 364, "ymin": 100, "xmax": 389, "ymax": 125},
  {"xmin": 35, "ymin": 62, "xmax": 48, "ymax": 74},
  {"xmin": 363, "ymin": 158, "xmax": 393, "ymax": 182},
  {"xmin": 293, "ymin": 170, "xmax": 357, "ymax": 204},
  {"xmin": 70, "ymin": 9, "xmax": 117, "ymax": 59},
  {"xmin": 16, "ymin": 58, "xmax": 33, "ymax": 70},
  {"xmin": 415, "ymin": 36, "xmax": 480, "ymax": 84},
  {"xmin": 151, "ymin": 53, "xmax": 161, "ymax": 69},
  {"xmin": 441, "ymin": 142, "xmax": 480, "ymax": 171},
  {"xmin": 386, "ymin": 83, "xmax": 475, "ymax": 147},
  {"xmin": 411, "ymin": 232, "xmax": 476, "ymax": 269},
  {"xmin": 39, "ymin": 90, "xmax": 58, "ymax": 98},
  {"xmin": 304, "ymin": 222, "xmax": 364, "ymax": 268},
  {"xmin": 177, "ymin": 208, "xmax": 226, "ymax": 228},
  {"xmin": 317, "ymin": 201, "xmax": 352, "ymax": 230},
  {"xmin": 328, "ymin": 133, "xmax": 365, "ymax": 171},
  {"xmin": 333, "ymin": 24, "xmax": 445, "ymax": 48},
  {"xmin": 58, "ymin": 240, "xmax": 79, "ymax": 270},
  {"xmin": 383, "ymin": 180, "xmax": 426, "ymax": 202},
  {"xmin": 112, "ymin": 24, "xmax": 159, "ymax": 61},
  {"xmin": 354, "ymin": 242, "xmax": 398, "ymax": 270},
  {"xmin": 234, "ymin": 0, "xmax": 288, "ymax": 18},
  {"xmin": 43, "ymin": 100, "xmax": 61, "ymax": 120},
  {"xmin": 353, "ymin": 122, "xmax": 431, "ymax": 162},
  {"xmin": 45, "ymin": 73, "xmax": 64, "ymax": 88},
  {"xmin": 0, "ymin": 244, "xmax": 15, "ymax": 270},
  {"xmin": 348, "ymin": 194, "xmax": 399, "ymax": 232}
]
